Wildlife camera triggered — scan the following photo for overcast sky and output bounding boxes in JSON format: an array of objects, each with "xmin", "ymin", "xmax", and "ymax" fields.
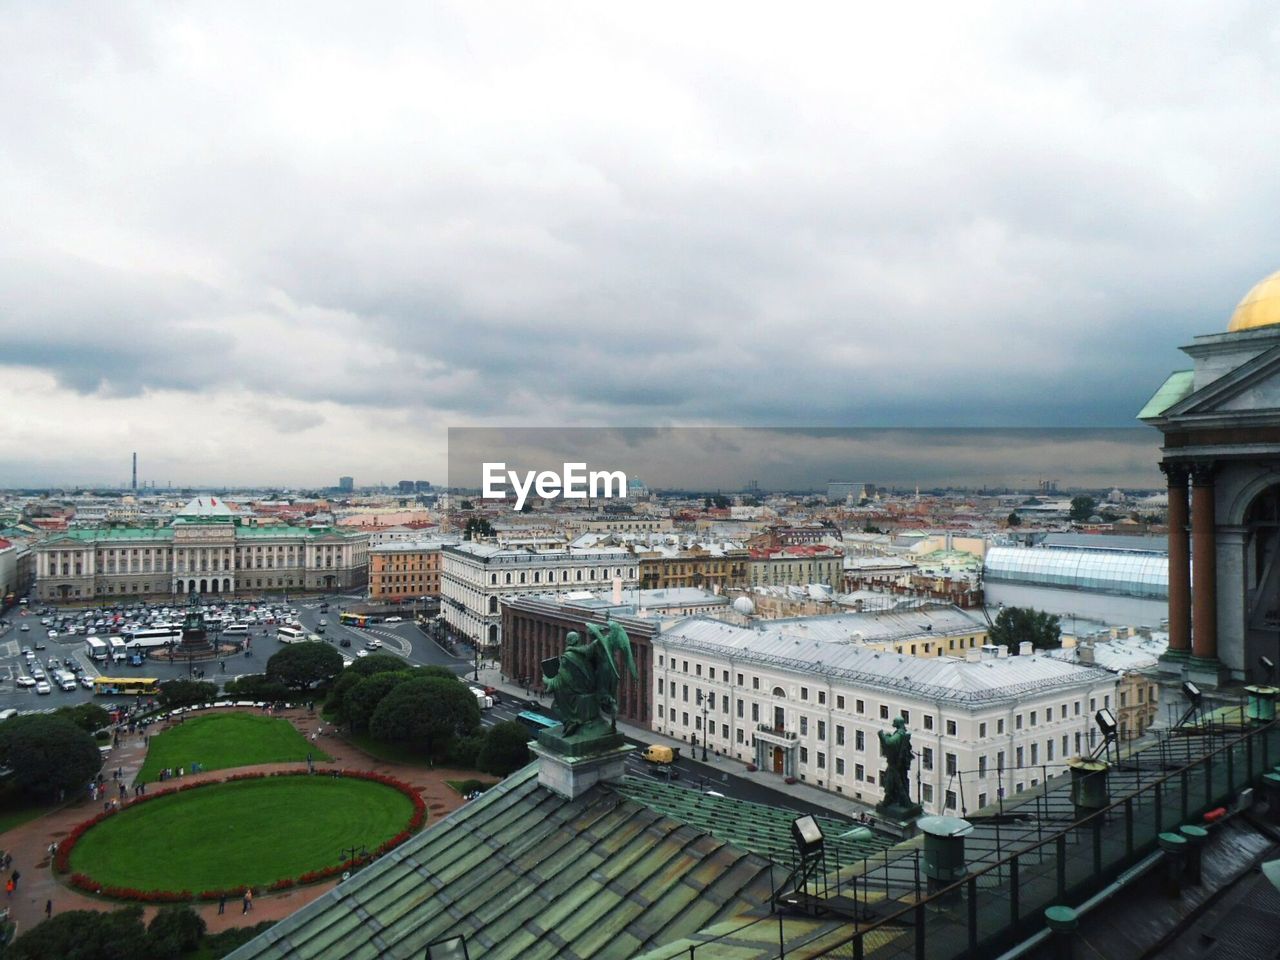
[{"xmin": 3, "ymin": 3, "xmax": 1279, "ymax": 488}]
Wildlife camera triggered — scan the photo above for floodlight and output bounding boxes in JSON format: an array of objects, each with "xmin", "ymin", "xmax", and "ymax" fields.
[
  {"xmin": 1262, "ymin": 656, "xmax": 1276, "ymax": 683},
  {"xmin": 425, "ymin": 936, "xmax": 471, "ymax": 960},
  {"xmin": 1182, "ymin": 681, "xmax": 1202, "ymax": 704},
  {"xmin": 1094, "ymin": 709, "xmax": 1117, "ymax": 740},
  {"xmin": 791, "ymin": 815, "xmax": 825, "ymax": 858}
]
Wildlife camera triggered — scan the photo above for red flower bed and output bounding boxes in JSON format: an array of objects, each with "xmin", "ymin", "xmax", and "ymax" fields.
[{"xmin": 56, "ymin": 769, "xmax": 426, "ymax": 902}]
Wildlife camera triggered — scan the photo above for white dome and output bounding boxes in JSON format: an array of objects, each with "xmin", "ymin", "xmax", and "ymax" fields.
[{"xmin": 732, "ymin": 596, "xmax": 755, "ymax": 615}]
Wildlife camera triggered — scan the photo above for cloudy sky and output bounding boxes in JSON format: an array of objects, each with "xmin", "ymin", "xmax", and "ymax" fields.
[{"xmin": 3, "ymin": 2, "xmax": 1279, "ymax": 488}]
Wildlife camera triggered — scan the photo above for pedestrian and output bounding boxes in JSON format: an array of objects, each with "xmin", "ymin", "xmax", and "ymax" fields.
[
  {"xmin": 242, "ymin": 888, "xmax": 253, "ymax": 913},
  {"xmin": 218, "ymin": 893, "xmax": 226, "ymax": 915},
  {"xmin": 44, "ymin": 899, "xmax": 51, "ymax": 919},
  {"xmin": 5, "ymin": 879, "xmax": 12, "ymax": 898},
  {"xmin": 11, "ymin": 870, "xmax": 20, "ymax": 890}
]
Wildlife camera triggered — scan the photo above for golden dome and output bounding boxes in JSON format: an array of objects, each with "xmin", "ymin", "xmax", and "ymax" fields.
[{"xmin": 1228, "ymin": 269, "xmax": 1280, "ymax": 332}]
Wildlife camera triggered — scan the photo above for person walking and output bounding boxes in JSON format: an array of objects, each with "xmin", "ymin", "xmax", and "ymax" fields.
[
  {"xmin": 44, "ymin": 899, "xmax": 51, "ymax": 919},
  {"xmin": 218, "ymin": 893, "xmax": 226, "ymax": 915},
  {"xmin": 11, "ymin": 869, "xmax": 19, "ymax": 891},
  {"xmin": 242, "ymin": 888, "xmax": 253, "ymax": 914}
]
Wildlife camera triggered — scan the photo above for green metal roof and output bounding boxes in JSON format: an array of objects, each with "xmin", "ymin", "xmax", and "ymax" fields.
[
  {"xmin": 1137, "ymin": 369, "xmax": 1195, "ymax": 420},
  {"xmin": 609, "ymin": 777, "xmax": 893, "ymax": 869},
  {"xmin": 225, "ymin": 764, "xmax": 782, "ymax": 960},
  {"xmin": 46, "ymin": 528, "xmax": 175, "ymax": 542}
]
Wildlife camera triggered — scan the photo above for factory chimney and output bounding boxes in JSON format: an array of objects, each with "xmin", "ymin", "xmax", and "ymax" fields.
[{"xmin": 132, "ymin": 452, "xmax": 138, "ymax": 492}]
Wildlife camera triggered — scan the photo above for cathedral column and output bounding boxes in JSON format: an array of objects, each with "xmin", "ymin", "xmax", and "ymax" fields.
[
  {"xmin": 1191, "ymin": 462, "xmax": 1218, "ymax": 662},
  {"xmin": 1162, "ymin": 462, "xmax": 1191, "ymax": 660}
]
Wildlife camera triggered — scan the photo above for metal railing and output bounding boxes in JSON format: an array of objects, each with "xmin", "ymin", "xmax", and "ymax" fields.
[
  {"xmin": 792, "ymin": 715, "xmax": 1278, "ymax": 960},
  {"xmin": 668, "ymin": 710, "xmax": 1274, "ymax": 959}
]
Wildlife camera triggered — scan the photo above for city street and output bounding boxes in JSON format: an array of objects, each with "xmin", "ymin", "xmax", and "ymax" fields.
[{"xmin": 0, "ymin": 595, "xmax": 472, "ymax": 713}]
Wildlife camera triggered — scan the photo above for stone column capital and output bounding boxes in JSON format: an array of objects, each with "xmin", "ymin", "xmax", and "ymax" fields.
[
  {"xmin": 1160, "ymin": 461, "xmax": 1190, "ymax": 486},
  {"xmin": 1190, "ymin": 462, "xmax": 1218, "ymax": 487}
]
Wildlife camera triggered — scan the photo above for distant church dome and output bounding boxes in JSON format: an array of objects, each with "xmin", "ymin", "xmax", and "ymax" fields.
[
  {"xmin": 732, "ymin": 596, "xmax": 755, "ymax": 616},
  {"xmin": 1228, "ymin": 269, "xmax": 1280, "ymax": 332}
]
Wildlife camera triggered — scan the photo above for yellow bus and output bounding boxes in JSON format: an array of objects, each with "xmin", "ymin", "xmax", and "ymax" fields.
[{"xmin": 93, "ymin": 677, "xmax": 161, "ymax": 696}]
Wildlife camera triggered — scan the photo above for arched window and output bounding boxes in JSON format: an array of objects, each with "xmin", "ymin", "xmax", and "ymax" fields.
[
  {"xmin": 772, "ymin": 686, "xmax": 786, "ymax": 698},
  {"xmin": 488, "ymin": 596, "xmax": 498, "ymax": 614}
]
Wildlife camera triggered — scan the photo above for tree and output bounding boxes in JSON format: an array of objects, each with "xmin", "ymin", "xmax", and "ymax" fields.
[
  {"xmin": 157, "ymin": 679, "xmax": 219, "ymax": 709},
  {"xmin": 1006, "ymin": 511, "xmax": 1022, "ymax": 527},
  {"xmin": 7, "ymin": 907, "xmax": 148, "ymax": 960},
  {"xmin": 345, "ymin": 653, "xmax": 411, "ymax": 678},
  {"xmin": 147, "ymin": 906, "xmax": 206, "ymax": 956},
  {"xmin": 464, "ymin": 517, "xmax": 495, "ymax": 540},
  {"xmin": 345, "ymin": 671, "xmax": 413, "ymax": 732},
  {"xmin": 988, "ymin": 606, "xmax": 1062, "ymax": 651},
  {"xmin": 55, "ymin": 702, "xmax": 110, "ymax": 734},
  {"xmin": 369, "ymin": 677, "xmax": 480, "ymax": 756},
  {"xmin": 265, "ymin": 642, "xmax": 345, "ymax": 691},
  {"xmin": 477, "ymin": 721, "xmax": 532, "ymax": 776},
  {"xmin": 1070, "ymin": 495, "xmax": 1097, "ymax": 523},
  {"xmin": 222, "ymin": 674, "xmax": 292, "ymax": 702},
  {"xmin": 0, "ymin": 714, "xmax": 100, "ymax": 800}
]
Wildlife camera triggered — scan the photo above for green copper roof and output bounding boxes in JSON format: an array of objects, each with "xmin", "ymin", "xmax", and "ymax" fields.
[
  {"xmin": 609, "ymin": 777, "xmax": 893, "ymax": 868},
  {"xmin": 1137, "ymin": 369, "xmax": 1194, "ymax": 420},
  {"xmin": 47, "ymin": 528, "xmax": 175, "ymax": 542},
  {"xmin": 226, "ymin": 764, "xmax": 780, "ymax": 960}
]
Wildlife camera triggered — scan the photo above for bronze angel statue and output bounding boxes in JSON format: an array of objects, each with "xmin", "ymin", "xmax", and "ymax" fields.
[{"xmin": 542, "ymin": 621, "xmax": 637, "ymax": 736}]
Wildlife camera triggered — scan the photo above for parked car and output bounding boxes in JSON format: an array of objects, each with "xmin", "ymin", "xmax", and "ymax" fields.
[
  {"xmin": 15, "ymin": 676, "xmax": 35, "ymax": 688},
  {"xmin": 79, "ymin": 676, "xmax": 94, "ymax": 689},
  {"xmin": 384, "ymin": 616, "xmax": 403, "ymax": 623},
  {"xmin": 19, "ymin": 624, "xmax": 29, "ymax": 632},
  {"xmin": 35, "ymin": 681, "xmax": 51, "ymax": 695}
]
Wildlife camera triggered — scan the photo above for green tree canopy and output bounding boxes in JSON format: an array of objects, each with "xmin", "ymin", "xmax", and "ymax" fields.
[
  {"xmin": 1070, "ymin": 495, "xmax": 1097, "ymax": 523},
  {"xmin": 477, "ymin": 721, "xmax": 532, "ymax": 776},
  {"xmin": 464, "ymin": 516, "xmax": 495, "ymax": 540},
  {"xmin": 1006, "ymin": 511, "xmax": 1022, "ymax": 527},
  {"xmin": 55, "ymin": 702, "xmax": 110, "ymax": 734},
  {"xmin": 157, "ymin": 678, "xmax": 220, "ymax": 709},
  {"xmin": 147, "ymin": 906, "xmax": 206, "ymax": 956},
  {"xmin": 7, "ymin": 906, "xmax": 147, "ymax": 960},
  {"xmin": 345, "ymin": 671, "xmax": 414, "ymax": 732},
  {"xmin": 345, "ymin": 653, "xmax": 411, "ymax": 678},
  {"xmin": 989, "ymin": 606, "xmax": 1062, "ymax": 651},
  {"xmin": 0, "ymin": 714, "xmax": 100, "ymax": 799},
  {"xmin": 265, "ymin": 642, "xmax": 345, "ymax": 691},
  {"xmin": 369, "ymin": 677, "xmax": 480, "ymax": 755},
  {"xmin": 222, "ymin": 673, "xmax": 292, "ymax": 702}
]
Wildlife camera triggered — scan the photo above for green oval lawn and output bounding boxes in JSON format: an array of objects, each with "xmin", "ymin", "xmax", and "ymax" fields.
[{"xmin": 69, "ymin": 777, "xmax": 414, "ymax": 892}]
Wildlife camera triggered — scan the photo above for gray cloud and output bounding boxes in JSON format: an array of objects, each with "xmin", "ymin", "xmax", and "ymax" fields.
[{"xmin": 2, "ymin": 2, "xmax": 1279, "ymax": 484}]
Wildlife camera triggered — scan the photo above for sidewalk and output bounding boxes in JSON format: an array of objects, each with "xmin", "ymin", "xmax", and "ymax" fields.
[
  {"xmin": 0, "ymin": 707, "xmax": 470, "ymax": 940},
  {"xmin": 473, "ymin": 665, "xmax": 875, "ymax": 822}
]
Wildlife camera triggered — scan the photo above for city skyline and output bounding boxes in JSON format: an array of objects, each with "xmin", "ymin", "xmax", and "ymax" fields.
[{"xmin": 6, "ymin": 4, "xmax": 1280, "ymax": 484}]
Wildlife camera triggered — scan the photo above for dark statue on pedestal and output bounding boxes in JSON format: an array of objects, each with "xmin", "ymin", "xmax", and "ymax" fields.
[
  {"xmin": 539, "ymin": 621, "xmax": 636, "ymax": 752},
  {"xmin": 876, "ymin": 716, "xmax": 923, "ymax": 821}
]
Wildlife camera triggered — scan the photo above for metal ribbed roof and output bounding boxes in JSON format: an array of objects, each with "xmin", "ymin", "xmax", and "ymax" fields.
[{"xmin": 657, "ymin": 617, "xmax": 1115, "ymax": 707}]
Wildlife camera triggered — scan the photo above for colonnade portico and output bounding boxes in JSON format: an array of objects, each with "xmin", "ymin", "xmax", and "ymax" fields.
[{"xmin": 1141, "ymin": 264, "xmax": 1280, "ymax": 687}]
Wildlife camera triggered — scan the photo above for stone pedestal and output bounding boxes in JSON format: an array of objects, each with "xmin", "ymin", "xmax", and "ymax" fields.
[
  {"xmin": 531, "ymin": 733, "xmax": 633, "ymax": 800},
  {"xmin": 1186, "ymin": 656, "xmax": 1229, "ymax": 690}
]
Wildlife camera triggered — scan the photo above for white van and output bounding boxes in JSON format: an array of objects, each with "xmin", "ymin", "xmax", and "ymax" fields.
[{"xmin": 224, "ymin": 622, "xmax": 249, "ymax": 637}]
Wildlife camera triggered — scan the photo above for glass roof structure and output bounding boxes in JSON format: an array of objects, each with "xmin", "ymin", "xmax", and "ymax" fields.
[{"xmin": 984, "ymin": 545, "xmax": 1168, "ymax": 599}]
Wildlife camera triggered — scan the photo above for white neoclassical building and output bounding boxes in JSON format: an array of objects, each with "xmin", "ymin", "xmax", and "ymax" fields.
[
  {"xmin": 440, "ymin": 542, "xmax": 638, "ymax": 651},
  {"xmin": 34, "ymin": 497, "xmax": 369, "ymax": 601},
  {"xmin": 651, "ymin": 617, "xmax": 1118, "ymax": 816}
]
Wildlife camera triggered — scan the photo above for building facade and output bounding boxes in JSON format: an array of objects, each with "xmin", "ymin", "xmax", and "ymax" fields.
[
  {"xmin": 33, "ymin": 498, "xmax": 369, "ymax": 601},
  {"xmin": 652, "ymin": 617, "xmax": 1116, "ymax": 815},
  {"xmin": 441, "ymin": 543, "xmax": 638, "ymax": 651},
  {"xmin": 368, "ymin": 540, "xmax": 449, "ymax": 600},
  {"xmin": 501, "ymin": 595, "xmax": 656, "ymax": 725},
  {"xmin": 636, "ymin": 547, "xmax": 749, "ymax": 591},
  {"xmin": 747, "ymin": 545, "xmax": 844, "ymax": 588}
]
